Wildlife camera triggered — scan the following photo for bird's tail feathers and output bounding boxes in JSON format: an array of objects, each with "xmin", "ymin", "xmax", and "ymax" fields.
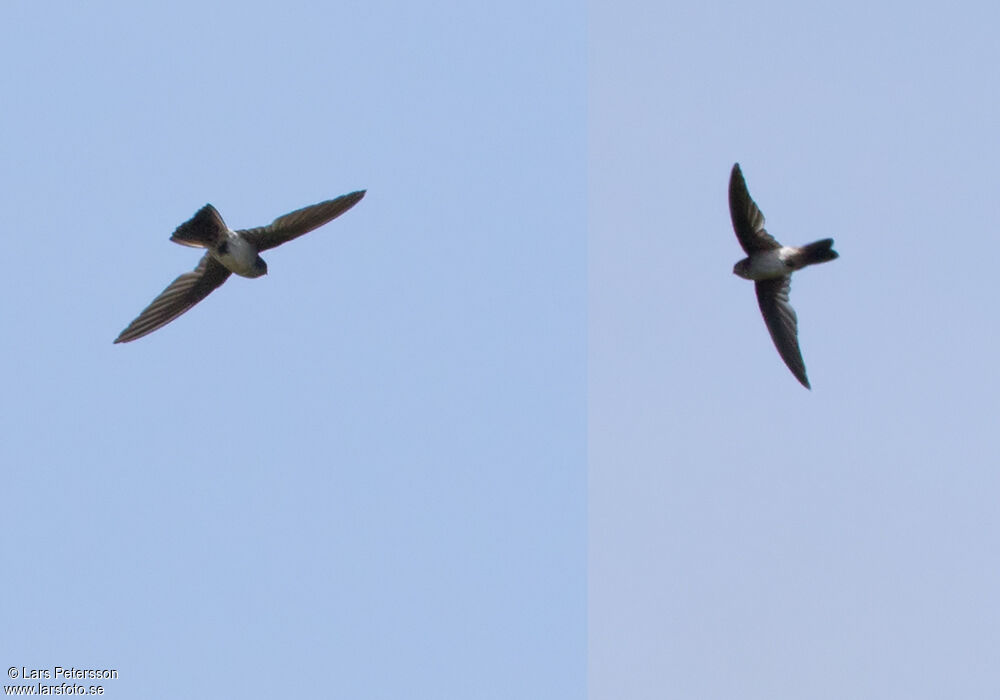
[
  {"xmin": 799, "ymin": 238, "xmax": 838, "ymax": 266},
  {"xmin": 170, "ymin": 204, "xmax": 228, "ymax": 248}
]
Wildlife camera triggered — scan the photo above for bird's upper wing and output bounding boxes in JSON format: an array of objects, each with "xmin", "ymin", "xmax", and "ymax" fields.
[
  {"xmin": 729, "ymin": 163, "xmax": 781, "ymax": 254},
  {"xmin": 239, "ymin": 190, "xmax": 366, "ymax": 253},
  {"xmin": 114, "ymin": 253, "xmax": 232, "ymax": 343},
  {"xmin": 754, "ymin": 277, "xmax": 810, "ymax": 389}
]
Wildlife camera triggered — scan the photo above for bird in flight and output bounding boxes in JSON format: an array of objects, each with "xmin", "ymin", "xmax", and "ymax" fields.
[
  {"xmin": 728, "ymin": 164, "xmax": 836, "ymax": 389},
  {"xmin": 115, "ymin": 190, "xmax": 365, "ymax": 344}
]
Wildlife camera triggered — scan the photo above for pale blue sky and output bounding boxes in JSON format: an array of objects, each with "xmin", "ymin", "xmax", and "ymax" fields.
[
  {"xmin": 591, "ymin": 1, "xmax": 1000, "ymax": 698},
  {"xmin": 1, "ymin": 3, "xmax": 583, "ymax": 698},
  {"xmin": 6, "ymin": 1, "xmax": 1000, "ymax": 698}
]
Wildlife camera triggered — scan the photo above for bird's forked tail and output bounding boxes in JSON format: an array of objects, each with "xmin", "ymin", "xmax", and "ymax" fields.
[
  {"xmin": 799, "ymin": 238, "xmax": 838, "ymax": 266},
  {"xmin": 170, "ymin": 204, "xmax": 228, "ymax": 248}
]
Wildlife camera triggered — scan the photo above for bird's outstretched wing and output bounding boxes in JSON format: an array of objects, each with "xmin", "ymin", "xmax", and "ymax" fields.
[
  {"xmin": 729, "ymin": 163, "xmax": 781, "ymax": 254},
  {"xmin": 239, "ymin": 190, "xmax": 366, "ymax": 253},
  {"xmin": 114, "ymin": 254, "xmax": 232, "ymax": 343},
  {"xmin": 754, "ymin": 276, "xmax": 810, "ymax": 389}
]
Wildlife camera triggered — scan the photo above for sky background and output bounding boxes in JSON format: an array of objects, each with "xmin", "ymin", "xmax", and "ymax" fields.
[
  {"xmin": 591, "ymin": 1, "xmax": 1000, "ymax": 699},
  {"xmin": 0, "ymin": 3, "xmax": 584, "ymax": 698},
  {"xmin": 6, "ymin": 2, "xmax": 1000, "ymax": 698}
]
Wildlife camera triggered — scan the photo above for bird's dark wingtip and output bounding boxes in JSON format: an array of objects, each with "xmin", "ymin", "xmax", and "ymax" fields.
[{"xmin": 730, "ymin": 163, "xmax": 746, "ymax": 189}]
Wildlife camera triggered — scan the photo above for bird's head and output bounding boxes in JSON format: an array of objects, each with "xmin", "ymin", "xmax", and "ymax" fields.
[
  {"xmin": 253, "ymin": 257, "xmax": 268, "ymax": 277},
  {"xmin": 733, "ymin": 259, "xmax": 751, "ymax": 279}
]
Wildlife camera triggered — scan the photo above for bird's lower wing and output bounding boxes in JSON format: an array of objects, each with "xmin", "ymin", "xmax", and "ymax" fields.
[
  {"xmin": 754, "ymin": 277, "xmax": 810, "ymax": 388},
  {"xmin": 240, "ymin": 190, "xmax": 366, "ymax": 252},
  {"xmin": 114, "ymin": 254, "xmax": 232, "ymax": 343}
]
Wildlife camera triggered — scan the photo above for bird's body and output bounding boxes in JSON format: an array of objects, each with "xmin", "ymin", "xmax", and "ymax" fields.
[
  {"xmin": 115, "ymin": 189, "xmax": 365, "ymax": 344},
  {"xmin": 168, "ymin": 201, "xmax": 267, "ymax": 277},
  {"xmin": 733, "ymin": 247, "xmax": 795, "ymax": 280},
  {"xmin": 728, "ymin": 163, "xmax": 837, "ymax": 389},
  {"xmin": 214, "ymin": 231, "xmax": 266, "ymax": 278},
  {"xmin": 733, "ymin": 241, "xmax": 836, "ymax": 281}
]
